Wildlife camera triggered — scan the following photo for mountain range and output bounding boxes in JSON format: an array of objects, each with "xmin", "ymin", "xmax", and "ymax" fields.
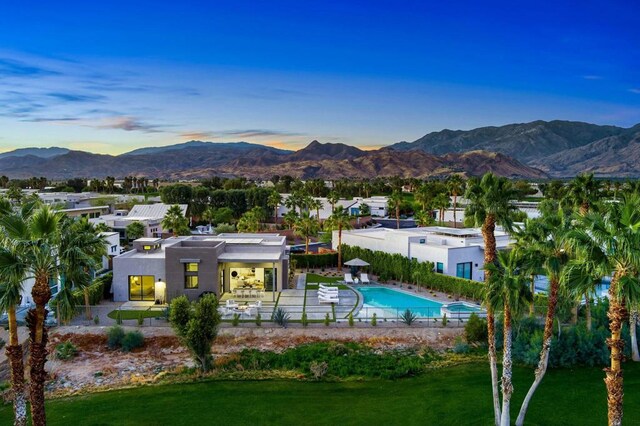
[{"xmin": 0, "ymin": 120, "xmax": 638, "ymax": 180}]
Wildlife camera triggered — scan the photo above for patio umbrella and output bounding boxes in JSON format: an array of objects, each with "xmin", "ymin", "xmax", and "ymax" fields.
[{"xmin": 344, "ymin": 258, "xmax": 370, "ymax": 276}]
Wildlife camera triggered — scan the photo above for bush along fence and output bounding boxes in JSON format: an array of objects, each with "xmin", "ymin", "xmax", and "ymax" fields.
[
  {"xmin": 291, "ymin": 252, "xmax": 338, "ymax": 269},
  {"xmin": 340, "ymin": 244, "xmax": 484, "ymax": 300}
]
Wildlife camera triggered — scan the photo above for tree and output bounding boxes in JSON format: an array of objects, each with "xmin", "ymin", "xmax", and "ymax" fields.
[
  {"xmin": 237, "ymin": 209, "xmax": 260, "ymax": 233},
  {"xmin": 388, "ymin": 191, "xmax": 402, "ymax": 229},
  {"xmin": 0, "ymin": 242, "xmax": 28, "ymax": 426},
  {"xmin": 283, "ymin": 210, "xmax": 299, "ymax": 229},
  {"xmin": 126, "ymin": 221, "xmax": 145, "ymax": 241},
  {"xmin": 162, "ymin": 205, "xmax": 189, "ymax": 237},
  {"xmin": 326, "ymin": 206, "xmax": 352, "ymax": 270},
  {"xmin": 464, "ymin": 172, "xmax": 518, "ymax": 426},
  {"xmin": 327, "ymin": 192, "xmax": 340, "ymax": 213},
  {"xmin": 308, "ymin": 198, "xmax": 323, "ymax": 224},
  {"xmin": 6, "ymin": 185, "xmax": 22, "ymax": 205},
  {"xmin": 169, "ymin": 294, "xmax": 221, "ymax": 372},
  {"xmin": 202, "ymin": 207, "xmax": 216, "ymax": 228},
  {"xmin": 414, "ymin": 210, "xmax": 434, "ymax": 227},
  {"xmin": 293, "ymin": 211, "xmax": 320, "ymax": 254},
  {"xmin": 513, "ymin": 209, "xmax": 571, "ymax": 426},
  {"xmin": 267, "ymin": 191, "xmax": 282, "ymax": 224},
  {"xmin": 565, "ymin": 195, "xmax": 640, "ymax": 426},
  {"xmin": 432, "ymin": 193, "xmax": 450, "ymax": 226},
  {"xmin": 484, "ymin": 250, "xmax": 532, "ymax": 426},
  {"xmin": 446, "ymin": 175, "xmax": 465, "ymax": 228},
  {"xmin": 563, "ymin": 173, "xmax": 602, "ymax": 215}
]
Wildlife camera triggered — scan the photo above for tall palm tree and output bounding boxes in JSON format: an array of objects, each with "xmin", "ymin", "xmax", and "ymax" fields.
[
  {"xmin": 327, "ymin": 192, "xmax": 339, "ymax": 213},
  {"xmin": 267, "ymin": 191, "xmax": 282, "ymax": 224},
  {"xmin": 308, "ymin": 198, "xmax": 323, "ymax": 224},
  {"xmin": 282, "ymin": 210, "xmax": 299, "ymax": 230},
  {"xmin": 414, "ymin": 184, "xmax": 431, "ymax": 212},
  {"xmin": 565, "ymin": 195, "xmax": 640, "ymax": 426},
  {"xmin": 485, "ymin": 250, "xmax": 532, "ymax": 426},
  {"xmin": 202, "ymin": 207, "xmax": 216, "ymax": 229},
  {"xmin": 562, "ymin": 256, "xmax": 605, "ymax": 332},
  {"xmin": 0, "ymin": 242, "xmax": 28, "ymax": 426},
  {"xmin": 162, "ymin": 205, "xmax": 189, "ymax": 237},
  {"xmin": 432, "ymin": 193, "xmax": 450, "ymax": 226},
  {"xmin": 326, "ymin": 206, "xmax": 352, "ymax": 270},
  {"xmin": 514, "ymin": 209, "xmax": 571, "ymax": 426},
  {"xmin": 446, "ymin": 175, "xmax": 465, "ymax": 228},
  {"xmin": 293, "ymin": 211, "xmax": 319, "ymax": 254},
  {"xmin": 630, "ymin": 303, "xmax": 640, "ymax": 362},
  {"xmin": 388, "ymin": 191, "xmax": 402, "ymax": 229},
  {"xmin": 464, "ymin": 172, "xmax": 518, "ymax": 426},
  {"xmin": 563, "ymin": 173, "xmax": 602, "ymax": 215}
]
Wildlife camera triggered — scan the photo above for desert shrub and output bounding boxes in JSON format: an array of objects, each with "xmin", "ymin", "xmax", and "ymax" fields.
[
  {"xmin": 371, "ymin": 313, "xmax": 377, "ymax": 326},
  {"xmin": 255, "ymin": 312, "xmax": 262, "ymax": 326},
  {"xmin": 121, "ymin": 331, "xmax": 144, "ymax": 352},
  {"xmin": 232, "ymin": 314, "xmax": 240, "ymax": 326},
  {"xmin": 301, "ymin": 312, "xmax": 308, "ymax": 327},
  {"xmin": 273, "ymin": 308, "xmax": 290, "ymax": 328},
  {"xmin": 309, "ymin": 361, "xmax": 329, "ymax": 379},
  {"xmin": 137, "ymin": 312, "xmax": 144, "ymax": 327},
  {"xmin": 400, "ymin": 309, "xmax": 417, "ymax": 326},
  {"xmin": 442, "ymin": 313, "xmax": 448, "ymax": 326},
  {"xmin": 55, "ymin": 341, "xmax": 78, "ymax": 360},
  {"xmin": 107, "ymin": 325, "xmax": 125, "ymax": 349},
  {"xmin": 453, "ymin": 336, "xmax": 470, "ymax": 354},
  {"xmin": 348, "ymin": 313, "xmax": 354, "ymax": 327},
  {"xmin": 115, "ymin": 310, "xmax": 123, "ymax": 325},
  {"xmin": 324, "ymin": 313, "xmax": 330, "ymax": 326},
  {"xmin": 93, "ymin": 315, "xmax": 100, "ymax": 325},
  {"xmin": 464, "ymin": 313, "xmax": 488, "ymax": 343}
]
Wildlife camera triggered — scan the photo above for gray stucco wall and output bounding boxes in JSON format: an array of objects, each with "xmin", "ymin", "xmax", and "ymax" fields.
[
  {"xmin": 165, "ymin": 243, "xmax": 225, "ymax": 301},
  {"xmin": 112, "ymin": 254, "xmax": 165, "ymax": 302}
]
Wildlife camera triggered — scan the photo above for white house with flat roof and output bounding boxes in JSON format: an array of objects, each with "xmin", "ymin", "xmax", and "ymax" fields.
[
  {"xmin": 333, "ymin": 226, "xmax": 512, "ymax": 282},
  {"xmin": 276, "ymin": 195, "xmax": 387, "ymax": 220},
  {"xmin": 112, "ymin": 233, "xmax": 289, "ymax": 303}
]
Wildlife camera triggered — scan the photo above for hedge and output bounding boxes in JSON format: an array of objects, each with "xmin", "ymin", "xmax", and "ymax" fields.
[
  {"xmin": 291, "ymin": 253, "xmax": 338, "ymax": 269},
  {"xmin": 423, "ymin": 273, "xmax": 484, "ymax": 300}
]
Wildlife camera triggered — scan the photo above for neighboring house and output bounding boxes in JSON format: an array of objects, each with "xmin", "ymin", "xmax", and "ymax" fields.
[
  {"xmin": 275, "ymin": 194, "xmax": 386, "ymax": 220},
  {"xmin": 100, "ymin": 231, "xmax": 122, "ymax": 270},
  {"xmin": 112, "ymin": 233, "xmax": 289, "ymax": 303},
  {"xmin": 91, "ymin": 203, "xmax": 188, "ymax": 240},
  {"xmin": 350, "ymin": 196, "xmax": 388, "ymax": 217},
  {"xmin": 332, "ymin": 226, "xmax": 512, "ymax": 282},
  {"xmin": 59, "ymin": 205, "xmax": 111, "ymax": 219}
]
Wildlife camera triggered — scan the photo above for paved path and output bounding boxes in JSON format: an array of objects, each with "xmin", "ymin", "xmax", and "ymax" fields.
[{"xmin": 295, "ymin": 273, "xmax": 307, "ymax": 290}]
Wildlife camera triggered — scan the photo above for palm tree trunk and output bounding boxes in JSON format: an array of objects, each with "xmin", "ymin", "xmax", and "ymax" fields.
[
  {"xmin": 571, "ymin": 303, "xmax": 578, "ymax": 325},
  {"xmin": 500, "ymin": 305, "xmax": 513, "ymax": 426},
  {"xmin": 453, "ymin": 194, "xmax": 458, "ymax": 228},
  {"xmin": 605, "ymin": 273, "xmax": 625, "ymax": 426},
  {"xmin": 6, "ymin": 306, "xmax": 27, "ymax": 426},
  {"xmin": 630, "ymin": 307, "xmax": 640, "ymax": 362},
  {"xmin": 84, "ymin": 287, "xmax": 92, "ymax": 320},
  {"xmin": 28, "ymin": 274, "xmax": 51, "ymax": 426},
  {"xmin": 585, "ymin": 293, "xmax": 592, "ymax": 332},
  {"xmin": 305, "ymin": 237, "xmax": 309, "ymax": 254},
  {"xmin": 529, "ymin": 275, "xmax": 536, "ymax": 316},
  {"xmin": 481, "ymin": 215, "xmax": 500, "ymax": 426},
  {"xmin": 337, "ymin": 226, "xmax": 343, "ymax": 271},
  {"xmin": 516, "ymin": 277, "xmax": 560, "ymax": 426}
]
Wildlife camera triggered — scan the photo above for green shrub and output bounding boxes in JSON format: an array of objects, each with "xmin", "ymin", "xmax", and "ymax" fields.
[
  {"xmin": 121, "ymin": 331, "xmax": 144, "ymax": 352},
  {"xmin": 400, "ymin": 309, "xmax": 417, "ymax": 326},
  {"xmin": 324, "ymin": 313, "xmax": 330, "ymax": 326},
  {"xmin": 371, "ymin": 313, "xmax": 377, "ymax": 326},
  {"xmin": 453, "ymin": 336, "xmax": 470, "ymax": 354},
  {"xmin": 291, "ymin": 253, "xmax": 338, "ymax": 269},
  {"xmin": 301, "ymin": 312, "xmax": 308, "ymax": 327},
  {"xmin": 93, "ymin": 315, "xmax": 100, "ymax": 325},
  {"xmin": 273, "ymin": 308, "xmax": 290, "ymax": 328},
  {"xmin": 107, "ymin": 325, "xmax": 125, "ymax": 349},
  {"xmin": 137, "ymin": 312, "xmax": 144, "ymax": 327},
  {"xmin": 309, "ymin": 361, "xmax": 328, "ymax": 379},
  {"xmin": 115, "ymin": 310, "xmax": 123, "ymax": 325},
  {"xmin": 348, "ymin": 313, "xmax": 354, "ymax": 327},
  {"xmin": 55, "ymin": 341, "xmax": 78, "ymax": 360},
  {"xmin": 232, "ymin": 313, "xmax": 240, "ymax": 326},
  {"xmin": 255, "ymin": 312, "xmax": 262, "ymax": 326},
  {"xmin": 464, "ymin": 313, "xmax": 488, "ymax": 343},
  {"xmin": 442, "ymin": 313, "xmax": 448, "ymax": 326}
]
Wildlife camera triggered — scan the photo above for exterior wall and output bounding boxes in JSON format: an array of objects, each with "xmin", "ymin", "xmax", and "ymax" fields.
[
  {"xmin": 112, "ymin": 253, "xmax": 165, "ymax": 302},
  {"xmin": 165, "ymin": 243, "xmax": 225, "ymax": 301}
]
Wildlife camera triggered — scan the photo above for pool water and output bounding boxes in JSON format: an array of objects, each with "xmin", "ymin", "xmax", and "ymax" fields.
[
  {"xmin": 446, "ymin": 304, "xmax": 482, "ymax": 312},
  {"xmin": 358, "ymin": 287, "xmax": 443, "ymax": 317}
]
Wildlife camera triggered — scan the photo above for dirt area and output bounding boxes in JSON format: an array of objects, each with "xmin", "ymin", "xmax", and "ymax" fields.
[{"xmin": 39, "ymin": 325, "xmax": 462, "ymax": 397}]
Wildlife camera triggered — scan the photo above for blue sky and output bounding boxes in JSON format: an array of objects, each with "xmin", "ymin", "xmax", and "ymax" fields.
[{"xmin": 0, "ymin": 1, "xmax": 638, "ymax": 154}]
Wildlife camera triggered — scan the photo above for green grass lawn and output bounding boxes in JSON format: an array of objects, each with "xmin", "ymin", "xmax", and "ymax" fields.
[
  {"xmin": 305, "ymin": 273, "xmax": 342, "ymax": 284},
  {"xmin": 2, "ymin": 362, "xmax": 638, "ymax": 425},
  {"xmin": 106, "ymin": 309, "xmax": 165, "ymax": 320}
]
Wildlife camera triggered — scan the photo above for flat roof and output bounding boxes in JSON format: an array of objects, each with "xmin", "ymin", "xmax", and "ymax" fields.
[
  {"xmin": 218, "ymin": 252, "xmax": 282, "ymax": 262},
  {"xmin": 135, "ymin": 238, "xmax": 162, "ymax": 243}
]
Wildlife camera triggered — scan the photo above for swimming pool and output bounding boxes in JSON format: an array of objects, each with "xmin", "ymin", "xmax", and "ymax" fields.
[{"xmin": 357, "ymin": 287, "xmax": 484, "ymax": 319}]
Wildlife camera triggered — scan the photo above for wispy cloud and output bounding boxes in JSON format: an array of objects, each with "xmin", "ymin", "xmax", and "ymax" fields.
[
  {"xmin": 0, "ymin": 57, "xmax": 60, "ymax": 78},
  {"xmin": 629, "ymin": 88, "xmax": 640, "ymax": 94},
  {"xmin": 240, "ymin": 87, "xmax": 309, "ymax": 100},
  {"xmin": 91, "ymin": 116, "xmax": 165, "ymax": 133},
  {"xmin": 47, "ymin": 92, "xmax": 106, "ymax": 102},
  {"xmin": 216, "ymin": 129, "xmax": 306, "ymax": 138},
  {"xmin": 180, "ymin": 131, "xmax": 217, "ymax": 140},
  {"xmin": 582, "ymin": 75, "xmax": 603, "ymax": 80},
  {"xmin": 22, "ymin": 117, "xmax": 81, "ymax": 123}
]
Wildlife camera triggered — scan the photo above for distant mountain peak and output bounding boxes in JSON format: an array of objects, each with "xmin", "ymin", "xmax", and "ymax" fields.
[{"xmin": 0, "ymin": 147, "xmax": 70, "ymax": 160}]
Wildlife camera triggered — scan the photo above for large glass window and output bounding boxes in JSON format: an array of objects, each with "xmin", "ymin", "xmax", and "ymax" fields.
[
  {"xmin": 185, "ymin": 263, "xmax": 199, "ymax": 289},
  {"xmin": 129, "ymin": 275, "xmax": 155, "ymax": 301},
  {"xmin": 436, "ymin": 262, "xmax": 444, "ymax": 274},
  {"xmin": 230, "ymin": 267, "xmax": 265, "ymax": 292},
  {"xmin": 264, "ymin": 268, "xmax": 277, "ymax": 292},
  {"xmin": 456, "ymin": 262, "xmax": 472, "ymax": 280}
]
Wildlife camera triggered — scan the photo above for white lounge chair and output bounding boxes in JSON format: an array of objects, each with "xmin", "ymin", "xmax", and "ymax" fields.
[
  {"xmin": 319, "ymin": 295, "xmax": 339, "ymax": 304},
  {"xmin": 344, "ymin": 274, "xmax": 355, "ymax": 284},
  {"xmin": 319, "ymin": 284, "xmax": 339, "ymax": 292},
  {"xmin": 225, "ymin": 299, "xmax": 239, "ymax": 315},
  {"xmin": 361, "ymin": 274, "xmax": 370, "ymax": 285},
  {"xmin": 249, "ymin": 300, "xmax": 262, "ymax": 309}
]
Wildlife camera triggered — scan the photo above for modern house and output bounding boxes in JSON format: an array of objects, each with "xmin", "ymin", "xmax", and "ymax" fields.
[
  {"xmin": 112, "ymin": 233, "xmax": 289, "ymax": 303},
  {"xmin": 91, "ymin": 203, "xmax": 188, "ymax": 240},
  {"xmin": 333, "ymin": 226, "xmax": 512, "ymax": 282},
  {"xmin": 276, "ymin": 195, "xmax": 387, "ymax": 220}
]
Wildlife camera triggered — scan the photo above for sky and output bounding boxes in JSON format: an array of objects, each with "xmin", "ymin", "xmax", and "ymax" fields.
[{"xmin": 0, "ymin": 1, "xmax": 639, "ymax": 155}]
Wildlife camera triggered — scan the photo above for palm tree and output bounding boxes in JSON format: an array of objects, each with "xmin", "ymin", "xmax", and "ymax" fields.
[
  {"xmin": 202, "ymin": 207, "xmax": 216, "ymax": 229},
  {"xmin": 388, "ymin": 191, "xmax": 402, "ymax": 229},
  {"xmin": 327, "ymin": 192, "xmax": 340, "ymax": 213},
  {"xmin": 563, "ymin": 256, "xmax": 605, "ymax": 332},
  {"xmin": 464, "ymin": 172, "xmax": 518, "ymax": 426},
  {"xmin": 414, "ymin": 184, "xmax": 431, "ymax": 212},
  {"xmin": 0, "ymin": 242, "xmax": 28, "ymax": 426},
  {"xmin": 446, "ymin": 175, "xmax": 465, "ymax": 228},
  {"xmin": 512, "ymin": 219, "xmax": 545, "ymax": 316},
  {"xmin": 282, "ymin": 210, "xmax": 299, "ymax": 230},
  {"xmin": 237, "ymin": 209, "xmax": 260, "ymax": 233},
  {"xmin": 267, "ymin": 191, "xmax": 282, "ymax": 224},
  {"xmin": 513, "ymin": 210, "xmax": 571, "ymax": 426},
  {"xmin": 565, "ymin": 194, "xmax": 640, "ymax": 426},
  {"xmin": 58, "ymin": 218, "xmax": 106, "ymax": 320},
  {"xmin": 308, "ymin": 198, "xmax": 323, "ymax": 224},
  {"xmin": 414, "ymin": 210, "xmax": 434, "ymax": 227},
  {"xmin": 293, "ymin": 211, "xmax": 319, "ymax": 254},
  {"xmin": 484, "ymin": 250, "xmax": 532, "ymax": 426},
  {"xmin": 630, "ymin": 303, "xmax": 640, "ymax": 362},
  {"xmin": 162, "ymin": 205, "xmax": 189, "ymax": 237},
  {"xmin": 0, "ymin": 206, "xmax": 64, "ymax": 425},
  {"xmin": 432, "ymin": 193, "xmax": 450, "ymax": 226},
  {"xmin": 563, "ymin": 173, "xmax": 602, "ymax": 215},
  {"xmin": 326, "ymin": 206, "xmax": 352, "ymax": 270}
]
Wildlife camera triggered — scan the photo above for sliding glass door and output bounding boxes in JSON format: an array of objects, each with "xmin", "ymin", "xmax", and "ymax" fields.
[{"xmin": 129, "ymin": 275, "xmax": 155, "ymax": 301}]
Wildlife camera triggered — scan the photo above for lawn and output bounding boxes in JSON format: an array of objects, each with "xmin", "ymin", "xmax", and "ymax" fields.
[
  {"xmin": 305, "ymin": 273, "xmax": 342, "ymax": 284},
  {"xmin": 106, "ymin": 309, "xmax": 165, "ymax": 320},
  {"xmin": 2, "ymin": 362, "xmax": 639, "ymax": 425}
]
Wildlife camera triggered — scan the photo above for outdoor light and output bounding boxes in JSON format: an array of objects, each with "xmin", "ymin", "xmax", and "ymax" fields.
[{"xmin": 155, "ymin": 278, "xmax": 166, "ymax": 304}]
